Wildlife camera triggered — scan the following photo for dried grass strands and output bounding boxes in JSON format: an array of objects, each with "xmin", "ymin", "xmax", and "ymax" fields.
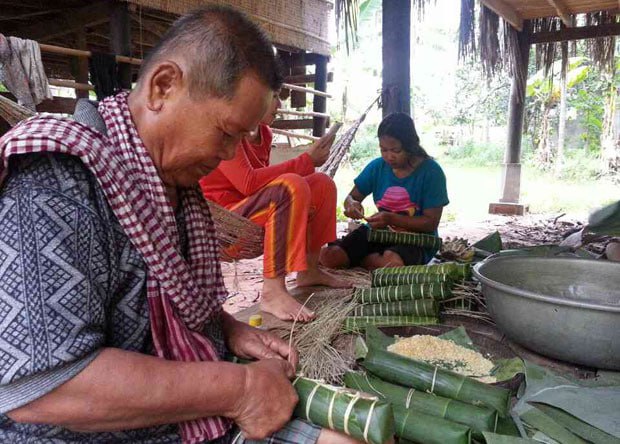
[
  {"xmin": 286, "ymin": 290, "xmax": 360, "ymax": 384},
  {"xmin": 322, "ymin": 267, "xmax": 371, "ymax": 288},
  {"xmin": 459, "ymin": 0, "xmax": 476, "ymax": 59}
]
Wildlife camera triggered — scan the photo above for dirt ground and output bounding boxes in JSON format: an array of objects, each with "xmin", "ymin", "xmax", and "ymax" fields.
[{"xmin": 222, "ymin": 212, "xmax": 596, "ymax": 315}]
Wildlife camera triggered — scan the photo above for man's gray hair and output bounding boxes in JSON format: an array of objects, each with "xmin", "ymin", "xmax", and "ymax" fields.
[{"xmin": 138, "ymin": 5, "xmax": 284, "ymax": 98}]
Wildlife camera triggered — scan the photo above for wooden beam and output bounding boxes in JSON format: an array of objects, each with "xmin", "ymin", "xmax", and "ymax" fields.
[
  {"xmin": 110, "ymin": 1, "xmax": 132, "ymax": 89},
  {"xmin": 277, "ymin": 109, "xmax": 330, "ymax": 119},
  {"xmin": 529, "ymin": 22, "xmax": 620, "ymax": 44},
  {"xmin": 312, "ymin": 55, "xmax": 328, "ymax": 137},
  {"xmin": 480, "ymin": 0, "xmax": 523, "ymax": 31},
  {"xmin": 546, "ymin": 0, "xmax": 573, "ymax": 28},
  {"xmin": 0, "ymin": 92, "xmax": 75, "ymax": 114},
  {"xmin": 382, "ymin": 0, "xmax": 411, "ymax": 116},
  {"xmin": 272, "ymin": 128, "xmax": 319, "ymax": 141},
  {"xmin": 285, "ymin": 72, "xmax": 333, "ymax": 85},
  {"xmin": 18, "ymin": 2, "xmax": 111, "ymax": 42},
  {"xmin": 74, "ymin": 29, "xmax": 89, "ymax": 100},
  {"xmin": 49, "ymin": 79, "xmax": 94, "ymax": 91},
  {"xmin": 39, "ymin": 43, "xmax": 143, "ymax": 65},
  {"xmin": 282, "ymin": 83, "xmax": 332, "ymax": 98},
  {"xmin": 271, "ymin": 119, "xmax": 314, "ymax": 130}
]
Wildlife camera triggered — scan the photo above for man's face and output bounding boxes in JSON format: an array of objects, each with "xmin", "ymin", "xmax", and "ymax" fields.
[{"xmin": 157, "ymin": 74, "xmax": 272, "ymax": 187}]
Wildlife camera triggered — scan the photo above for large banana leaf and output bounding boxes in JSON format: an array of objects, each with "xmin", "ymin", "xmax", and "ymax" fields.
[{"xmin": 588, "ymin": 201, "xmax": 620, "ymax": 236}]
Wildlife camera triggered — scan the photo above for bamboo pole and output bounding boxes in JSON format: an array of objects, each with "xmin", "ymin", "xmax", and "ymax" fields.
[
  {"xmin": 272, "ymin": 128, "xmax": 319, "ymax": 141},
  {"xmin": 39, "ymin": 43, "xmax": 143, "ymax": 65},
  {"xmin": 282, "ymin": 83, "xmax": 332, "ymax": 98},
  {"xmin": 277, "ymin": 108, "xmax": 330, "ymax": 118}
]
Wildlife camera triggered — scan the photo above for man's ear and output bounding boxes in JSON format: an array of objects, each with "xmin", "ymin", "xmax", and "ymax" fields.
[{"xmin": 145, "ymin": 61, "xmax": 185, "ymax": 112}]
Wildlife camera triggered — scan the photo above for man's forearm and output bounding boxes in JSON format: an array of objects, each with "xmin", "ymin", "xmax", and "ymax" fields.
[{"xmin": 8, "ymin": 347, "xmax": 246, "ymax": 432}]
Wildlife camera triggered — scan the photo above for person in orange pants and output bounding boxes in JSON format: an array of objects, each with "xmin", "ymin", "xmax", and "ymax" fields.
[{"xmin": 200, "ymin": 91, "xmax": 345, "ymax": 322}]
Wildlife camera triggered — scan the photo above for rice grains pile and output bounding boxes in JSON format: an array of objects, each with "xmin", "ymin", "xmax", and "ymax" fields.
[{"xmin": 387, "ymin": 335, "xmax": 496, "ymax": 383}]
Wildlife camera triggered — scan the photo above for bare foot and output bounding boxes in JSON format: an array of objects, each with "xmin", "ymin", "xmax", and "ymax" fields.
[
  {"xmin": 261, "ymin": 277, "xmax": 315, "ymax": 322},
  {"xmin": 296, "ymin": 268, "xmax": 352, "ymax": 288}
]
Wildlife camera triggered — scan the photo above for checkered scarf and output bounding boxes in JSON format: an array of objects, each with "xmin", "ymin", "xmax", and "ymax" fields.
[{"xmin": 0, "ymin": 92, "xmax": 231, "ymax": 442}]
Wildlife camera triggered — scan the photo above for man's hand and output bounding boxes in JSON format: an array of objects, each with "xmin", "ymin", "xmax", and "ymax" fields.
[
  {"xmin": 222, "ymin": 314, "xmax": 299, "ymax": 367},
  {"xmin": 307, "ymin": 132, "xmax": 336, "ymax": 167},
  {"xmin": 230, "ymin": 359, "xmax": 299, "ymax": 439},
  {"xmin": 365, "ymin": 212, "xmax": 393, "ymax": 229}
]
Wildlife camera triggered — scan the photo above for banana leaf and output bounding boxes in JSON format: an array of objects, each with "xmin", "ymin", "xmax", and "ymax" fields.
[
  {"xmin": 588, "ymin": 200, "xmax": 620, "ymax": 236},
  {"xmin": 362, "ymin": 347, "xmax": 511, "ymax": 417},
  {"xmin": 371, "ymin": 272, "xmax": 453, "ymax": 287},
  {"xmin": 473, "ymin": 231, "xmax": 503, "ymax": 254},
  {"xmin": 531, "ymin": 404, "xmax": 620, "ymax": 444},
  {"xmin": 481, "ymin": 432, "xmax": 537, "ymax": 443},
  {"xmin": 519, "ymin": 407, "xmax": 587, "ymax": 444},
  {"xmin": 344, "ymin": 315, "xmax": 438, "ymax": 331},
  {"xmin": 351, "ymin": 300, "xmax": 439, "ymax": 317},
  {"xmin": 292, "ymin": 377, "xmax": 394, "ymax": 444},
  {"xmin": 344, "ymin": 372, "xmax": 498, "ymax": 438},
  {"xmin": 367, "ymin": 229, "xmax": 443, "ymax": 250},
  {"xmin": 372, "ymin": 263, "xmax": 471, "ymax": 280},
  {"xmin": 354, "ymin": 283, "xmax": 451, "ymax": 304},
  {"xmin": 392, "ymin": 404, "xmax": 471, "ymax": 444}
]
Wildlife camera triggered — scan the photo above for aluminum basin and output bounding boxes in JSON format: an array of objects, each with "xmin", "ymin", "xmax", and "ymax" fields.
[{"xmin": 473, "ymin": 256, "xmax": 620, "ymax": 370}]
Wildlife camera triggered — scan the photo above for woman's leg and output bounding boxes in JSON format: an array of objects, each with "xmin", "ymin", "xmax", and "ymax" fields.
[
  {"xmin": 361, "ymin": 250, "xmax": 405, "ymax": 270},
  {"xmin": 230, "ymin": 173, "xmax": 314, "ymax": 321},
  {"xmin": 294, "ymin": 173, "xmax": 349, "ymax": 288}
]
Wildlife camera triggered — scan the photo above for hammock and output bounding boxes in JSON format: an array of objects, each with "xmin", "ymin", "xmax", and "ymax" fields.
[{"xmin": 0, "ymin": 94, "xmax": 376, "ymax": 262}]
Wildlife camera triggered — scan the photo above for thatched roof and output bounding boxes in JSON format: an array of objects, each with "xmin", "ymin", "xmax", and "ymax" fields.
[
  {"xmin": 124, "ymin": 0, "xmax": 331, "ymax": 56},
  {"xmin": 0, "ymin": 0, "xmax": 331, "ymax": 81},
  {"xmin": 458, "ymin": 0, "xmax": 619, "ymax": 98}
]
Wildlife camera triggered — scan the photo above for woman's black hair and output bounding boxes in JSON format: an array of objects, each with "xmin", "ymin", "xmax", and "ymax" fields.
[{"xmin": 377, "ymin": 112, "xmax": 429, "ymax": 159}]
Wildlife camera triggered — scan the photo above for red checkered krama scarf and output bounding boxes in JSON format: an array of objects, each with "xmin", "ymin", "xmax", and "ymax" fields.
[{"xmin": 0, "ymin": 91, "xmax": 231, "ymax": 443}]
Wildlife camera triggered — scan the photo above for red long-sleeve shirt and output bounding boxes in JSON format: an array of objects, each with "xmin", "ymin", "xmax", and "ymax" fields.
[{"xmin": 200, "ymin": 124, "xmax": 315, "ymax": 208}]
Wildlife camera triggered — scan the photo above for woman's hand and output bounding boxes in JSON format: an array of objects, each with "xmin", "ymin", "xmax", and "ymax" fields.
[
  {"xmin": 307, "ymin": 132, "xmax": 336, "ymax": 167},
  {"xmin": 344, "ymin": 195, "xmax": 364, "ymax": 219},
  {"xmin": 364, "ymin": 212, "xmax": 393, "ymax": 229}
]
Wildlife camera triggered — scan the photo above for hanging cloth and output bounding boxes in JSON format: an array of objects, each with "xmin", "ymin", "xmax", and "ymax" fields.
[{"xmin": 0, "ymin": 34, "xmax": 52, "ymax": 110}]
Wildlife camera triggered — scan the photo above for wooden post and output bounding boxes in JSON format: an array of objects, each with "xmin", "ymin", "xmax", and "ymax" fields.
[
  {"xmin": 382, "ymin": 0, "xmax": 411, "ymax": 117},
  {"xmin": 75, "ymin": 29, "xmax": 90, "ymax": 100},
  {"xmin": 489, "ymin": 21, "xmax": 531, "ymax": 216},
  {"xmin": 290, "ymin": 52, "xmax": 306, "ymax": 108},
  {"xmin": 110, "ymin": 1, "xmax": 132, "ymax": 89},
  {"xmin": 312, "ymin": 54, "xmax": 328, "ymax": 136}
]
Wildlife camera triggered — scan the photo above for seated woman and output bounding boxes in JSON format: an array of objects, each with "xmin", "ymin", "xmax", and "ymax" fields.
[
  {"xmin": 200, "ymin": 91, "xmax": 344, "ymax": 322},
  {"xmin": 320, "ymin": 112, "xmax": 449, "ymax": 270}
]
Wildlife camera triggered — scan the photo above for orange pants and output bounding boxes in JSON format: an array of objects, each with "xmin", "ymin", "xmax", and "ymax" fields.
[{"xmin": 229, "ymin": 172, "xmax": 337, "ymax": 278}]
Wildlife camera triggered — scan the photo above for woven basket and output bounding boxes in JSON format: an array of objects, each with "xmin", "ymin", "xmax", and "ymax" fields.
[{"xmin": 207, "ymin": 200, "xmax": 265, "ymax": 261}]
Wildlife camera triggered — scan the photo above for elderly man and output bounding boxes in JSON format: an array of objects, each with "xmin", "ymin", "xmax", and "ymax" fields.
[{"xmin": 0, "ymin": 6, "xmax": 360, "ymax": 444}]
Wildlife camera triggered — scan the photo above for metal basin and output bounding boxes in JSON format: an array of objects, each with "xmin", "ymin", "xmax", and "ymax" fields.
[{"xmin": 473, "ymin": 256, "xmax": 620, "ymax": 370}]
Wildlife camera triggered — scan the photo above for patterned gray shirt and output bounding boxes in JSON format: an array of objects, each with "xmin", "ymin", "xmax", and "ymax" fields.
[{"xmin": 0, "ymin": 153, "xmax": 180, "ymax": 442}]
